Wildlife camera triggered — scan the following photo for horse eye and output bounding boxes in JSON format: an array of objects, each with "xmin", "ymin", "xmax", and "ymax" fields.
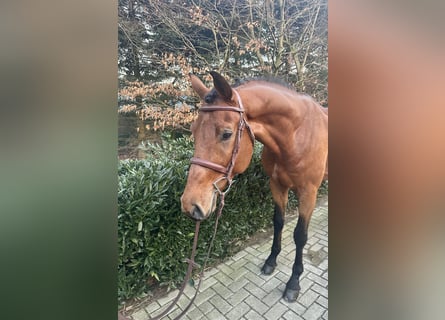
[{"xmin": 222, "ymin": 131, "xmax": 233, "ymax": 141}]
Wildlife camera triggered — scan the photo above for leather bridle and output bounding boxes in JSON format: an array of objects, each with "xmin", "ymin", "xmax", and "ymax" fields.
[{"xmin": 190, "ymin": 90, "xmax": 255, "ymax": 194}]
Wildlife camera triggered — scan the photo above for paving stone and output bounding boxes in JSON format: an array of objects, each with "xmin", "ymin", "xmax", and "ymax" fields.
[
  {"xmin": 214, "ymin": 271, "xmax": 233, "ymax": 284},
  {"xmin": 144, "ymin": 301, "xmax": 161, "ymax": 315},
  {"xmin": 145, "ymin": 303, "xmax": 172, "ymax": 319},
  {"xmin": 247, "ymin": 255, "xmax": 263, "ymax": 266},
  {"xmin": 317, "ymin": 295, "xmax": 328, "ymax": 309},
  {"xmin": 263, "ymin": 302, "xmax": 289, "ymax": 319},
  {"xmin": 209, "ymin": 293, "xmax": 233, "ymax": 314},
  {"xmin": 231, "ymin": 257, "xmax": 250, "ymax": 270},
  {"xmin": 285, "ymin": 300, "xmax": 307, "ymax": 315},
  {"xmin": 244, "ymin": 309, "xmax": 263, "ymax": 320},
  {"xmin": 183, "ymin": 283, "xmax": 198, "ymax": 299},
  {"xmin": 177, "ymin": 294, "xmax": 197, "ymax": 310},
  {"xmin": 311, "ymin": 283, "xmax": 328, "ymax": 298},
  {"xmin": 305, "ymin": 263, "xmax": 324, "ymax": 276},
  {"xmin": 299, "ymin": 276, "xmax": 313, "ymax": 294},
  {"xmin": 262, "ymin": 275, "xmax": 284, "ymax": 293},
  {"xmin": 165, "ymin": 306, "xmax": 185, "ymax": 320},
  {"xmin": 279, "ymin": 263, "xmax": 293, "ymax": 275},
  {"xmin": 224, "ymin": 301, "xmax": 250, "ymax": 320},
  {"xmin": 322, "ymin": 310, "xmax": 328, "ymax": 320},
  {"xmin": 227, "ymin": 265, "xmax": 250, "ymax": 282},
  {"xmin": 244, "ymin": 261, "xmax": 261, "ymax": 273},
  {"xmin": 307, "ymin": 272, "xmax": 328, "ymax": 287},
  {"xmin": 319, "ymin": 240, "xmax": 328, "ymax": 247},
  {"xmin": 127, "ymin": 203, "xmax": 328, "ymax": 320},
  {"xmin": 131, "ymin": 308, "xmax": 148, "ymax": 320},
  {"xmin": 280, "ymin": 244, "xmax": 293, "ymax": 254},
  {"xmin": 203, "ymin": 266, "xmax": 220, "ymax": 277},
  {"xmin": 227, "ymin": 276, "xmax": 249, "ymax": 293},
  {"xmin": 322, "ymin": 270, "xmax": 328, "ymax": 280},
  {"xmin": 274, "ymin": 270, "xmax": 290, "ymax": 283},
  {"xmin": 306, "ymin": 236, "xmax": 319, "ymax": 246},
  {"xmin": 212, "ymin": 280, "xmax": 233, "ymax": 298},
  {"xmin": 194, "ymin": 287, "xmax": 216, "ymax": 306},
  {"xmin": 244, "ymin": 246, "xmax": 261, "ymax": 256},
  {"xmin": 218, "ymin": 263, "xmax": 235, "ymax": 277},
  {"xmin": 257, "ymin": 241, "xmax": 272, "ymax": 253},
  {"xmin": 204, "ymin": 307, "xmax": 225, "ymax": 320},
  {"xmin": 283, "ymin": 309, "xmax": 305, "ymax": 320},
  {"xmin": 244, "ymin": 280, "xmax": 268, "ymax": 300},
  {"xmin": 199, "ymin": 275, "xmax": 218, "ymax": 292},
  {"xmin": 299, "ymin": 289, "xmax": 319, "ymax": 308},
  {"xmin": 318, "ymin": 259, "xmax": 328, "ymax": 271},
  {"xmin": 262, "ymin": 290, "xmax": 282, "ymax": 307},
  {"xmin": 197, "ymin": 301, "xmax": 214, "ymax": 315},
  {"xmin": 244, "ymin": 271, "xmax": 266, "ymax": 286},
  {"xmin": 232, "ymin": 249, "xmax": 249, "ymax": 261},
  {"xmin": 302, "ymin": 302, "xmax": 325, "ymax": 320},
  {"xmin": 226, "ymin": 287, "xmax": 250, "ymax": 306},
  {"xmin": 309, "ymin": 243, "xmax": 324, "ymax": 252},
  {"xmin": 244, "ymin": 295, "xmax": 270, "ymax": 315},
  {"xmin": 184, "ymin": 306, "xmax": 204, "ymax": 320}
]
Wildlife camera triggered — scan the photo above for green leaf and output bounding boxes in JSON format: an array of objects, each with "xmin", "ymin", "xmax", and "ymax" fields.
[{"xmin": 150, "ymin": 271, "xmax": 160, "ymax": 281}]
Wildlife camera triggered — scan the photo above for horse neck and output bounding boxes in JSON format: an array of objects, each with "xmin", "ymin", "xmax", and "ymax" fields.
[{"xmin": 239, "ymin": 84, "xmax": 311, "ymax": 155}]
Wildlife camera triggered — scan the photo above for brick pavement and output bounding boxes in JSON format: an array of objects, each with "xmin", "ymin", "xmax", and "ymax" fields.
[{"xmin": 130, "ymin": 199, "xmax": 328, "ymax": 320}]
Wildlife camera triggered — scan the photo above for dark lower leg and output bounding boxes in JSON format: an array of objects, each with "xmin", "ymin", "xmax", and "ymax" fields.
[
  {"xmin": 261, "ymin": 203, "xmax": 284, "ymax": 275},
  {"xmin": 283, "ymin": 216, "xmax": 308, "ymax": 302}
]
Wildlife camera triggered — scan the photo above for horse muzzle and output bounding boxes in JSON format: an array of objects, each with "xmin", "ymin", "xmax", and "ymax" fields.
[
  {"xmin": 180, "ymin": 191, "xmax": 217, "ymax": 221},
  {"xmin": 189, "ymin": 204, "xmax": 206, "ymax": 221},
  {"xmin": 181, "ymin": 203, "xmax": 209, "ymax": 221}
]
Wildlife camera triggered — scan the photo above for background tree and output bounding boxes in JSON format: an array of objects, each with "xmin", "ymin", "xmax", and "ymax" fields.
[{"xmin": 118, "ymin": 0, "xmax": 328, "ymax": 158}]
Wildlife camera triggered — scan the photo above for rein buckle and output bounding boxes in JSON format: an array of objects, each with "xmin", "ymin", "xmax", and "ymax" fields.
[{"xmin": 213, "ymin": 176, "xmax": 234, "ymax": 196}]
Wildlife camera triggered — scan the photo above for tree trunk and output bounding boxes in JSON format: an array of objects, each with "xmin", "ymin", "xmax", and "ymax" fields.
[
  {"xmin": 128, "ymin": 0, "xmax": 141, "ymax": 79},
  {"xmin": 274, "ymin": 0, "xmax": 286, "ymax": 75},
  {"xmin": 135, "ymin": 95, "xmax": 146, "ymax": 158}
]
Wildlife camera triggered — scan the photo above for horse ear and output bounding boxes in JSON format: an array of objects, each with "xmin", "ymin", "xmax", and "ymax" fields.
[
  {"xmin": 189, "ymin": 73, "xmax": 210, "ymax": 100},
  {"xmin": 210, "ymin": 71, "xmax": 233, "ymax": 102}
]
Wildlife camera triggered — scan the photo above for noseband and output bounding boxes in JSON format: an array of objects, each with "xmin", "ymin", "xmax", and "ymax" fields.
[{"xmin": 190, "ymin": 90, "xmax": 255, "ymax": 192}]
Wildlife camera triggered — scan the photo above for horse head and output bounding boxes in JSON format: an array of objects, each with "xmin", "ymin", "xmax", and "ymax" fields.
[{"xmin": 180, "ymin": 71, "xmax": 254, "ymax": 221}]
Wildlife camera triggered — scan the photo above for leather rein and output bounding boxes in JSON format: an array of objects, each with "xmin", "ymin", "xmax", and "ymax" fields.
[{"xmin": 120, "ymin": 90, "xmax": 254, "ymax": 320}]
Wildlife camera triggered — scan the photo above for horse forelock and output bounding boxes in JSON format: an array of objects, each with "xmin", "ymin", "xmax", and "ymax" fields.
[{"xmin": 204, "ymin": 88, "xmax": 218, "ymax": 104}]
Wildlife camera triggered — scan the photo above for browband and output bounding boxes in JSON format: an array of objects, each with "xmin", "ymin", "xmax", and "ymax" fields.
[{"xmin": 190, "ymin": 90, "xmax": 255, "ymax": 176}]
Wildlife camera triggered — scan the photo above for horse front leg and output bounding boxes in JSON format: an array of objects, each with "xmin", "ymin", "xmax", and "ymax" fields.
[
  {"xmin": 283, "ymin": 187, "xmax": 317, "ymax": 302},
  {"xmin": 261, "ymin": 180, "xmax": 288, "ymax": 275},
  {"xmin": 261, "ymin": 203, "xmax": 285, "ymax": 274}
]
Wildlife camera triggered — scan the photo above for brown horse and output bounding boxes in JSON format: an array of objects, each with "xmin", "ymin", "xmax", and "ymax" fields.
[{"xmin": 181, "ymin": 71, "xmax": 328, "ymax": 302}]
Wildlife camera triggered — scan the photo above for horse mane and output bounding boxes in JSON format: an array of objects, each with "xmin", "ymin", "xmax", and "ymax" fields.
[
  {"xmin": 204, "ymin": 76, "xmax": 296, "ymax": 104},
  {"xmin": 233, "ymin": 76, "xmax": 296, "ymax": 91}
]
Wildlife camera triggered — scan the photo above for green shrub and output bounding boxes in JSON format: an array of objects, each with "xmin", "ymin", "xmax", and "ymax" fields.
[
  {"xmin": 118, "ymin": 135, "xmax": 328, "ymax": 303},
  {"xmin": 118, "ymin": 136, "xmax": 275, "ymax": 303}
]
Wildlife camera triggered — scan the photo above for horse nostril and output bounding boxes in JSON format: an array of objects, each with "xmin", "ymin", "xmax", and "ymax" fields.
[{"xmin": 191, "ymin": 204, "xmax": 205, "ymax": 221}]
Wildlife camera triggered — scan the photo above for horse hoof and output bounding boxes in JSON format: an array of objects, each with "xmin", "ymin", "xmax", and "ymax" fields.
[
  {"xmin": 282, "ymin": 288, "xmax": 300, "ymax": 302},
  {"xmin": 261, "ymin": 263, "xmax": 275, "ymax": 275}
]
